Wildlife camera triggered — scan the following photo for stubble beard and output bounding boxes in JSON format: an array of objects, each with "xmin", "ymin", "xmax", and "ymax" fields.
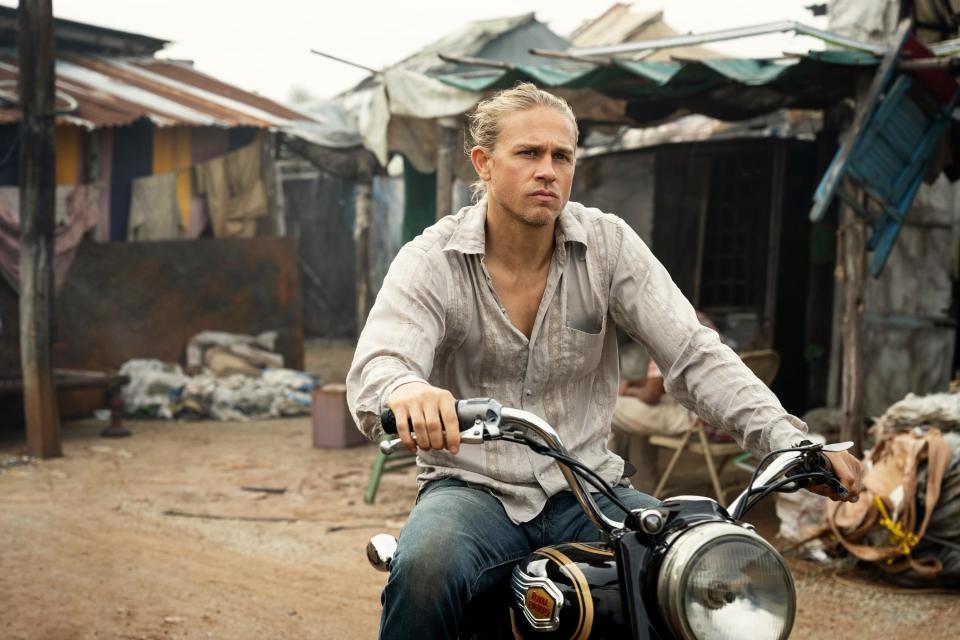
[{"xmin": 497, "ymin": 198, "xmax": 559, "ymax": 228}]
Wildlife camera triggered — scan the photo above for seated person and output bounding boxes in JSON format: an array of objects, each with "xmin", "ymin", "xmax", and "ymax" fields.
[{"xmin": 610, "ymin": 312, "xmax": 730, "ymax": 493}]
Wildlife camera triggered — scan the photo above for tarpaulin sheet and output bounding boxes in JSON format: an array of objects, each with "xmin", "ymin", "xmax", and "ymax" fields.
[{"xmin": 433, "ymin": 51, "xmax": 876, "ymax": 124}]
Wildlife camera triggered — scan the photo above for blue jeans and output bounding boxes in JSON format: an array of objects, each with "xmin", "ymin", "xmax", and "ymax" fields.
[{"xmin": 379, "ymin": 478, "xmax": 657, "ymax": 639}]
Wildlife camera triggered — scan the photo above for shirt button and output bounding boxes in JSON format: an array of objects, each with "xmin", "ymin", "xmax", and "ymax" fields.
[{"xmin": 524, "ymin": 390, "xmax": 532, "ymax": 397}]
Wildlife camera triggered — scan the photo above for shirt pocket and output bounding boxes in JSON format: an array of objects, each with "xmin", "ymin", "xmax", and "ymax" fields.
[{"xmin": 560, "ymin": 319, "xmax": 606, "ymax": 379}]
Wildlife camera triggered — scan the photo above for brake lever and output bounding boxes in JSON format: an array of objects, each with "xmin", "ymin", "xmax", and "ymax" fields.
[{"xmin": 786, "ymin": 441, "xmax": 852, "ymax": 499}]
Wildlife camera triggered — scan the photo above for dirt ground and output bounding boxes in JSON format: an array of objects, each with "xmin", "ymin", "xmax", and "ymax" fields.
[
  {"xmin": 2, "ymin": 340, "xmax": 957, "ymax": 639},
  {"xmin": 2, "ymin": 416, "xmax": 958, "ymax": 640}
]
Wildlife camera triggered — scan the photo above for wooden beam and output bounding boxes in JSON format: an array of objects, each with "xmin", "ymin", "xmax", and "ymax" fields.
[
  {"xmin": 840, "ymin": 191, "xmax": 866, "ymax": 457},
  {"xmin": 260, "ymin": 131, "xmax": 283, "ymax": 235},
  {"xmin": 435, "ymin": 117, "xmax": 458, "ymax": 221},
  {"xmin": 690, "ymin": 156, "xmax": 711, "ymax": 308},
  {"xmin": 18, "ymin": 0, "xmax": 61, "ymax": 458},
  {"xmin": 763, "ymin": 140, "xmax": 787, "ymax": 345}
]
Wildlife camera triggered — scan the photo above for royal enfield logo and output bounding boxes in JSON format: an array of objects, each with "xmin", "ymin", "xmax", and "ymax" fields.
[{"xmin": 524, "ymin": 586, "xmax": 556, "ymax": 622}]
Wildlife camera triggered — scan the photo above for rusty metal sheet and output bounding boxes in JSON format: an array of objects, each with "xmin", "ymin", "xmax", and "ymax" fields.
[
  {"xmin": 0, "ymin": 53, "xmax": 317, "ymax": 131},
  {"xmin": 57, "ymin": 237, "xmax": 304, "ymax": 372},
  {"xmin": 136, "ymin": 60, "xmax": 313, "ymax": 122},
  {"xmin": 0, "ymin": 237, "xmax": 304, "ymax": 378}
]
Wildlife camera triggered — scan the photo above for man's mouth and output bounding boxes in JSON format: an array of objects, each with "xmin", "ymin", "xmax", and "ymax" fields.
[{"xmin": 530, "ymin": 190, "xmax": 557, "ymax": 200}]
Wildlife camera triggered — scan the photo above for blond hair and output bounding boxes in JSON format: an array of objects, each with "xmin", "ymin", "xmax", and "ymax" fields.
[{"xmin": 467, "ymin": 82, "xmax": 578, "ymax": 200}]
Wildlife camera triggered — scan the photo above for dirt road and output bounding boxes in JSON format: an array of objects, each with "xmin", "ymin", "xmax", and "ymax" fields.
[{"xmin": 1, "ymin": 417, "xmax": 957, "ymax": 639}]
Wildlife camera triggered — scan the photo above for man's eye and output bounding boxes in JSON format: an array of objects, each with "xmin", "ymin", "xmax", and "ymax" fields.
[
  {"xmin": 519, "ymin": 149, "xmax": 536, "ymax": 157},
  {"xmin": 554, "ymin": 153, "xmax": 569, "ymax": 161}
]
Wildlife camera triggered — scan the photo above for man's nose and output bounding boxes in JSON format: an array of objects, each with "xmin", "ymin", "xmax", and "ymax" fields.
[{"xmin": 534, "ymin": 156, "xmax": 557, "ymax": 182}]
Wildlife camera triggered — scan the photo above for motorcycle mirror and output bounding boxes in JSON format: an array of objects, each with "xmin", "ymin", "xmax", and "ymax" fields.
[
  {"xmin": 821, "ymin": 441, "xmax": 854, "ymax": 453},
  {"xmin": 367, "ymin": 534, "xmax": 398, "ymax": 572}
]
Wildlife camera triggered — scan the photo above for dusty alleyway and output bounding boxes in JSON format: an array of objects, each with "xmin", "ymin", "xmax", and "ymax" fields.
[{"xmin": 1, "ymin": 416, "xmax": 958, "ymax": 640}]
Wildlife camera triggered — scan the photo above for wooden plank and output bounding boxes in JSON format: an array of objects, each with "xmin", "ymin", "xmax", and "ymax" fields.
[
  {"xmin": 809, "ymin": 18, "xmax": 913, "ymax": 222},
  {"xmin": 18, "ymin": 0, "xmax": 61, "ymax": 458}
]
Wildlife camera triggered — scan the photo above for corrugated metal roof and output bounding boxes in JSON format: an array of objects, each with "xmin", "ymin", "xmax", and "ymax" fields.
[{"xmin": 0, "ymin": 53, "xmax": 317, "ymax": 131}]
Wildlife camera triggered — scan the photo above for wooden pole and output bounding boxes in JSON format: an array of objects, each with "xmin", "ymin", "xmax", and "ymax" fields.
[
  {"xmin": 261, "ymin": 131, "xmax": 284, "ymax": 236},
  {"xmin": 354, "ymin": 176, "xmax": 373, "ymax": 335},
  {"xmin": 18, "ymin": 0, "xmax": 61, "ymax": 458},
  {"xmin": 839, "ymin": 193, "xmax": 866, "ymax": 457},
  {"xmin": 763, "ymin": 140, "xmax": 786, "ymax": 345},
  {"xmin": 435, "ymin": 117, "xmax": 458, "ymax": 221}
]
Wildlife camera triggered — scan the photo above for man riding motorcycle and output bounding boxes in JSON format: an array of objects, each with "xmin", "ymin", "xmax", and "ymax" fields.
[{"xmin": 346, "ymin": 83, "xmax": 862, "ymax": 640}]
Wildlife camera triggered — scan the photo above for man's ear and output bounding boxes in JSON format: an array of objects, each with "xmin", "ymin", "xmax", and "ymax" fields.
[{"xmin": 470, "ymin": 146, "xmax": 491, "ymax": 181}]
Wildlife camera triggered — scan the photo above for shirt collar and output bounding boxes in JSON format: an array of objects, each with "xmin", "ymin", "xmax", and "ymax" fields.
[{"xmin": 443, "ymin": 197, "xmax": 588, "ymax": 256}]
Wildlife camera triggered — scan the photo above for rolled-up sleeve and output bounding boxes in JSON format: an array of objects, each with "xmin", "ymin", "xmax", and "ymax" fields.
[
  {"xmin": 346, "ymin": 245, "xmax": 447, "ymax": 440},
  {"xmin": 606, "ymin": 219, "xmax": 806, "ymax": 456}
]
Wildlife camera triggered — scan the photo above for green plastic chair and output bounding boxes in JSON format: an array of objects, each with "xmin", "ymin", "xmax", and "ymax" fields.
[{"xmin": 364, "ymin": 435, "xmax": 418, "ymax": 504}]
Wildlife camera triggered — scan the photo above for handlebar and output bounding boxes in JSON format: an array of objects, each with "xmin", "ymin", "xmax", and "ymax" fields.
[
  {"xmin": 379, "ymin": 398, "xmax": 624, "ymax": 534},
  {"xmin": 727, "ymin": 440, "xmax": 853, "ymax": 519},
  {"xmin": 378, "ymin": 397, "xmax": 853, "ymax": 532}
]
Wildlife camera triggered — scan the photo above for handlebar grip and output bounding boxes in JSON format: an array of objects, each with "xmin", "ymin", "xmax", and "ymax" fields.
[
  {"xmin": 380, "ymin": 398, "xmax": 503, "ymax": 435},
  {"xmin": 380, "ymin": 408, "xmax": 400, "ymax": 435}
]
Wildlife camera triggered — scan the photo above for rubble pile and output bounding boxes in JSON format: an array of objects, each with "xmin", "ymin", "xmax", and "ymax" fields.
[
  {"xmin": 120, "ymin": 331, "xmax": 317, "ymax": 421},
  {"xmin": 780, "ymin": 391, "xmax": 960, "ymax": 588}
]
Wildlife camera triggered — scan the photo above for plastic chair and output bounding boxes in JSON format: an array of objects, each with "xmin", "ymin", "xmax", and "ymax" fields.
[
  {"xmin": 364, "ymin": 436, "xmax": 418, "ymax": 504},
  {"xmin": 650, "ymin": 349, "xmax": 781, "ymax": 505}
]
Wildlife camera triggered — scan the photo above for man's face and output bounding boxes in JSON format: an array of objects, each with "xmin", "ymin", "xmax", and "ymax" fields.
[{"xmin": 472, "ymin": 106, "xmax": 576, "ymax": 227}]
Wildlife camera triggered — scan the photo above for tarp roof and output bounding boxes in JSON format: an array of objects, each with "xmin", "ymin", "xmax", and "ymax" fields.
[
  {"xmin": 393, "ymin": 12, "xmax": 569, "ymax": 74},
  {"xmin": 569, "ymin": 5, "xmax": 723, "ymax": 61},
  {"xmin": 344, "ymin": 12, "xmax": 570, "ymax": 94},
  {"xmin": 434, "ymin": 50, "xmax": 876, "ymax": 124},
  {"xmin": 347, "ymin": 50, "xmax": 877, "ymax": 172}
]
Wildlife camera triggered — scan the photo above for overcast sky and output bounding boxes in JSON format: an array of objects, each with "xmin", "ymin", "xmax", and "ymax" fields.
[{"xmin": 7, "ymin": 0, "xmax": 829, "ymax": 103}]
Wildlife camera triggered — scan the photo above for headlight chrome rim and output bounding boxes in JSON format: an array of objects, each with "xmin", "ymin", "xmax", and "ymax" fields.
[{"xmin": 657, "ymin": 521, "xmax": 796, "ymax": 640}]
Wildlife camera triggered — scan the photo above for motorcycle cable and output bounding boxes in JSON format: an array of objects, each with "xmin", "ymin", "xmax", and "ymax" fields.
[
  {"xmin": 743, "ymin": 443, "xmax": 824, "ymax": 503},
  {"xmin": 732, "ymin": 471, "xmax": 826, "ymax": 520},
  {"xmin": 522, "ymin": 440, "xmax": 635, "ymax": 517}
]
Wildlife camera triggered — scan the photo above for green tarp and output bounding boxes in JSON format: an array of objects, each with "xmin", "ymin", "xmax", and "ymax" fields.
[{"xmin": 434, "ymin": 51, "xmax": 877, "ymax": 124}]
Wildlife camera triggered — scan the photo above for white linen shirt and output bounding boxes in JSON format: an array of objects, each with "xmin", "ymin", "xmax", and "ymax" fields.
[{"xmin": 347, "ymin": 198, "xmax": 807, "ymax": 524}]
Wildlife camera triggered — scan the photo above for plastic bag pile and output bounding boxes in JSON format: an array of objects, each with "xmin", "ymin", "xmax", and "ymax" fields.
[{"xmin": 119, "ymin": 331, "xmax": 318, "ymax": 421}]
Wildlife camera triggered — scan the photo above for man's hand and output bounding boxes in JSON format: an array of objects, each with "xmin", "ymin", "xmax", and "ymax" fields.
[
  {"xmin": 810, "ymin": 449, "xmax": 862, "ymax": 502},
  {"xmin": 386, "ymin": 382, "xmax": 460, "ymax": 455}
]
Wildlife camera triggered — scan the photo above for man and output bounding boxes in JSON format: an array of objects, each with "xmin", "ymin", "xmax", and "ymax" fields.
[
  {"xmin": 610, "ymin": 311, "xmax": 729, "ymax": 492},
  {"xmin": 347, "ymin": 83, "xmax": 861, "ymax": 639}
]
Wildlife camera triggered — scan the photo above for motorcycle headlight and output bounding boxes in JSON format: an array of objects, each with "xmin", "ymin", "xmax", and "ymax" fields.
[{"xmin": 657, "ymin": 521, "xmax": 795, "ymax": 640}]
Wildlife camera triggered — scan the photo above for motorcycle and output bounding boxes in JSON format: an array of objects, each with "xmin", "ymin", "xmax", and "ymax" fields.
[{"xmin": 366, "ymin": 398, "xmax": 851, "ymax": 640}]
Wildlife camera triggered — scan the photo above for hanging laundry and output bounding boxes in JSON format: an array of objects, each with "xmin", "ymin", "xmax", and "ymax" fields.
[
  {"xmin": 194, "ymin": 138, "xmax": 267, "ymax": 239},
  {"xmin": 94, "ymin": 128, "xmax": 113, "ymax": 242},
  {"xmin": 187, "ymin": 193, "xmax": 208, "ymax": 238},
  {"xmin": 0, "ymin": 183, "xmax": 101, "ymax": 289},
  {"xmin": 128, "ymin": 173, "xmax": 183, "ymax": 241}
]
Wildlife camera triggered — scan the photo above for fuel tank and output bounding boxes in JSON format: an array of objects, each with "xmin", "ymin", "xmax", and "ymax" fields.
[{"xmin": 510, "ymin": 541, "xmax": 627, "ymax": 639}]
